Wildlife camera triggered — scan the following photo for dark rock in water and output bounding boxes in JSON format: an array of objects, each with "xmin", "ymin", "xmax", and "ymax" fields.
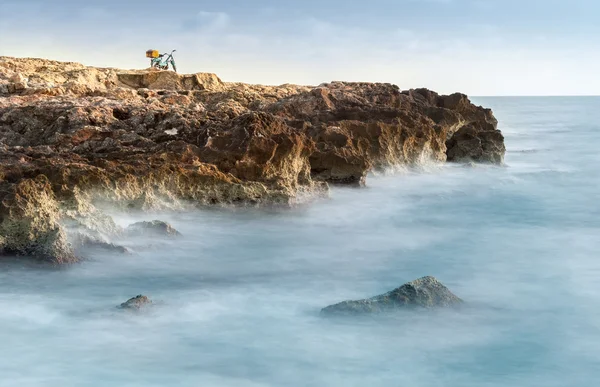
[
  {"xmin": 124, "ymin": 220, "xmax": 181, "ymax": 238},
  {"xmin": 446, "ymin": 124, "xmax": 505, "ymax": 164},
  {"xmin": 321, "ymin": 276, "xmax": 463, "ymax": 316},
  {"xmin": 119, "ymin": 295, "xmax": 152, "ymax": 310}
]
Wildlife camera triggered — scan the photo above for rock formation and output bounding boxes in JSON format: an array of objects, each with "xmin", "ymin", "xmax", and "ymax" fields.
[
  {"xmin": 124, "ymin": 220, "xmax": 181, "ymax": 238},
  {"xmin": 69, "ymin": 231, "xmax": 130, "ymax": 254},
  {"xmin": 118, "ymin": 295, "xmax": 152, "ymax": 310},
  {"xmin": 0, "ymin": 56, "xmax": 505, "ymax": 263},
  {"xmin": 321, "ymin": 276, "xmax": 463, "ymax": 316}
]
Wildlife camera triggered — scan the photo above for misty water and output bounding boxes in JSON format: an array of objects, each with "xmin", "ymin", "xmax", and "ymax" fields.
[{"xmin": 2, "ymin": 97, "xmax": 600, "ymax": 386}]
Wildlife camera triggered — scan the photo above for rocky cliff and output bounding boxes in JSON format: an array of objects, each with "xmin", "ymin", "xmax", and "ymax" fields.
[{"xmin": 0, "ymin": 56, "xmax": 505, "ymax": 263}]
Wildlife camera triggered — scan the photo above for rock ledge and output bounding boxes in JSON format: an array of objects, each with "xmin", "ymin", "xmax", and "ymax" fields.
[{"xmin": 0, "ymin": 56, "xmax": 505, "ymax": 263}]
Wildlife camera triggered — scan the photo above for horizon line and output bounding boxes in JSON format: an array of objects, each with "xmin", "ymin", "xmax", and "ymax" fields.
[{"xmin": 473, "ymin": 95, "xmax": 600, "ymax": 98}]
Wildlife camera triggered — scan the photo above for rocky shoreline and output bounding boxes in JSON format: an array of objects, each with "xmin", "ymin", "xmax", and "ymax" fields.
[{"xmin": 0, "ymin": 56, "xmax": 505, "ymax": 263}]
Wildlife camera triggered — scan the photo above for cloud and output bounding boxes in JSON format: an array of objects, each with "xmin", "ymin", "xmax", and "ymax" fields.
[{"xmin": 182, "ymin": 11, "xmax": 231, "ymax": 32}]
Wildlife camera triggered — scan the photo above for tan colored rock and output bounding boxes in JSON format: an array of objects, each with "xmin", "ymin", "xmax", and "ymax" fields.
[
  {"xmin": 0, "ymin": 175, "xmax": 77, "ymax": 263},
  {"xmin": 9, "ymin": 73, "xmax": 28, "ymax": 90},
  {"xmin": 117, "ymin": 71, "xmax": 223, "ymax": 91},
  {"xmin": 0, "ymin": 56, "xmax": 223, "ymax": 94}
]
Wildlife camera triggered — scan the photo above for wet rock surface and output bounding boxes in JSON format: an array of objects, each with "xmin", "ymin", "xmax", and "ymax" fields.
[
  {"xmin": 124, "ymin": 220, "xmax": 181, "ymax": 238},
  {"xmin": 321, "ymin": 276, "xmax": 463, "ymax": 316},
  {"xmin": 119, "ymin": 295, "xmax": 152, "ymax": 310},
  {"xmin": 69, "ymin": 232, "xmax": 130, "ymax": 254},
  {"xmin": 0, "ymin": 56, "xmax": 505, "ymax": 263}
]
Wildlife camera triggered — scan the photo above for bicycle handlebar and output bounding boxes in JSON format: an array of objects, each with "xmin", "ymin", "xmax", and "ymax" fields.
[{"xmin": 158, "ymin": 50, "xmax": 176, "ymax": 57}]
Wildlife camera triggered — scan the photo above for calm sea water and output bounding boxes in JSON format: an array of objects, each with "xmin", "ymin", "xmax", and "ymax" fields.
[{"xmin": 1, "ymin": 97, "xmax": 599, "ymax": 386}]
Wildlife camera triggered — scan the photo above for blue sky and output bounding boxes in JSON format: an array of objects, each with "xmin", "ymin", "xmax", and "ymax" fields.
[{"xmin": 1, "ymin": 0, "xmax": 598, "ymax": 95}]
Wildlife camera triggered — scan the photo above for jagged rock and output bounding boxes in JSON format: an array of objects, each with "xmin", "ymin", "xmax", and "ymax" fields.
[
  {"xmin": 119, "ymin": 295, "xmax": 152, "ymax": 310},
  {"xmin": 8, "ymin": 73, "xmax": 28, "ymax": 91},
  {"xmin": 124, "ymin": 220, "xmax": 181, "ymax": 238},
  {"xmin": 321, "ymin": 276, "xmax": 463, "ymax": 316},
  {"xmin": 446, "ymin": 124, "xmax": 506, "ymax": 164},
  {"xmin": 0, "ymin": 56, "xmax": 505, "ymax": 262},
  {"xmin": 0, "ymin": 176, "xmax": 77, "ymax": 263}
]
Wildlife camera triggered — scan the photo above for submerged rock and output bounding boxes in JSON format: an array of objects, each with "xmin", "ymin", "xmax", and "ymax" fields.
[
  {"xmin": 119, "ymin": 295, "xmax": 152, "ymax": 310},
  {"xmin": 124, "ymin": 220, "xmax": 181, "ymax": 238},
  {"xmin": 69, "ymin": 232, "xmax": 130, "ymax": 254},
  {"xmin": 321, "ymin": 276, "xmax": 463, "ymax": 316}
]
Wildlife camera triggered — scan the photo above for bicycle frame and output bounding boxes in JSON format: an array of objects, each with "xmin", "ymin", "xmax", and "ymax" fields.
[{"xmin": 150, "ymin": 50, "xmax": 177, "ymax": 72}]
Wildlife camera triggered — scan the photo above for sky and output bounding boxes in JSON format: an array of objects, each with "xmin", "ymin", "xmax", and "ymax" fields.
[{"xmin": 0, "ymin": 0, "xmax": 599, "ymax": 96}]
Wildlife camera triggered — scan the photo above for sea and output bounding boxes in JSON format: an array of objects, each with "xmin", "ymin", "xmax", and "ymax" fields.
[{"xmin": 1, "ymin": 97, "xmax": 599, "ymax": 386}]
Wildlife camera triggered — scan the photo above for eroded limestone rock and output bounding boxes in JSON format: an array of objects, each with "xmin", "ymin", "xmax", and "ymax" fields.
[
  {"xmin": 0, "ymin": 56, "xmax": 505, "ymax": 262},
  {"xmin": 0, "ymin": 176, "xmax": 77, "ymax": 263}
]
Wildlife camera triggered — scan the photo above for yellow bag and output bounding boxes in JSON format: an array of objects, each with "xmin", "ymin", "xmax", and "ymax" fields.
[{"xmin": 146, "ymin": 50, "xmax": 159, "ymax": 58}]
